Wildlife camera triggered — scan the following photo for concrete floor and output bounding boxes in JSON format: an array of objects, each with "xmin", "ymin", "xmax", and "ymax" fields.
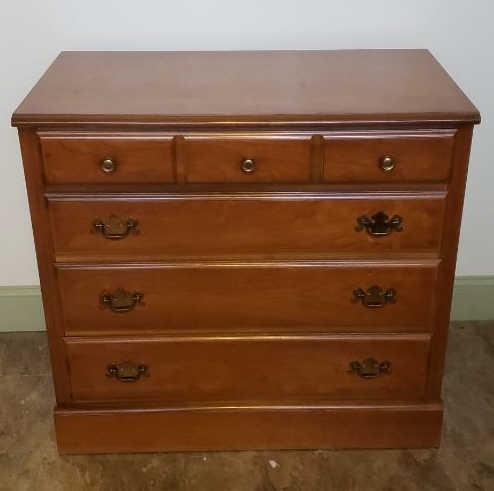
[{"xmin": 0, "ymin": 322, "xmax": 493, "ymax": 491}]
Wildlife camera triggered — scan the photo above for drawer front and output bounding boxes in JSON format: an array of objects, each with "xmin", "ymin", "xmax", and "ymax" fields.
[
  {"xmin": 49, "ymin": 194, "xmax": 446, "ymax": 259},
  {"xmin": 65, "ymin": 335, "xmax": 430, "ymax": 402},
  {"xmin": 58, "ymin": 262, "xmax": 438, "ymax": 335},
  {"xmin": 39, "ymin": 133, "xmax": 175, "ymax": 184},
  {"xmin": 323, "ymin": 131, "xmax": 455, "ymax": 183},
  {"xmin": 183, "ymin": 136, "xmax": 312, "ymax": 183}
]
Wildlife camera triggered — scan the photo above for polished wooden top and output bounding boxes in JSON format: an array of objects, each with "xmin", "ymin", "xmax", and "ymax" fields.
[{"xmin": 12, "ymin": 50, "xmax": 480, "ymax": 126}]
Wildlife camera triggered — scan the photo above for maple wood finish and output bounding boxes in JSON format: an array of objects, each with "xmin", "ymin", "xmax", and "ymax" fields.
[
  {"xmin": 12, "ymin": 50, "xmax": 479, "ymax": 453},
  {"xmin": 182, "ymin": 135, "xmax": 312, "ymax": 183},
  {"xmin": 40, "ymin": 133, "xmax": 175, "ymax": 184},
  {"xmin": 57, "ymin": 261, "xmax": 438, "ymax": 335},
  {"xmin": 12, "ymin": 51, "xmax": 479, "ymax": 125},
  {"xmin": 65, "ymin": 335, "xmax": 430, "ymax": 402},
  {"xmin": 48, "ymin": 194, "xmax": 446, "ymax": 260},
  {"xmin": 55, "ymin": 403, "xmax": 443, "ymax": 453},
  {"xmin": 322, "ymin": 130, "xmax": 455, "ymax": 183}
]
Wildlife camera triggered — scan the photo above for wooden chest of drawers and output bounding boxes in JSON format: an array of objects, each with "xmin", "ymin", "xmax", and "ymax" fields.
[{"xmin": 12, "ymin": 50, "xmax": 480, "ymax": 453}]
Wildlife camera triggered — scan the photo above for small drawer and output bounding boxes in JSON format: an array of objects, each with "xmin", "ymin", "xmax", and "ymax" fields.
[
  {"xmin": 323, "ymin": 131, "xmax": 455, "ymax": 183},
  {"xmin": 183, "ymin": 135, "xmax": 312, "ymax": 183},
  {"xmin": 39, "ymin": 133, "xmax": 175, "ymax": 184},
  {"xmin": 57, "ymin": 261, "xmax": 439, "ymax": 335},
  {"xmin": 49, "ymin": 193, "xmax": 446, "ymax": 260},
  {"xmin": 65, "ymin": 335, "xmax": 430, "ymax": 403}
]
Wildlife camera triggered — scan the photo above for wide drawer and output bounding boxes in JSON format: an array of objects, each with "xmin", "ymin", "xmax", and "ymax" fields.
[
  {"xmin": 39, "ymin": 133, "xmax": 175, "ymax": 184},
  {"xmin": 323, "ymin": 131, "xmax": 455, "ymax": 183},
  {"xmin": 57, "ymin": 261, "xmax": 439, "ymax": 335},
  {"xmin": 182, "ymin": 135, "xmax": 312, "ymax": 183},
  {"xmin": 49, "ymin": 193, "xmax": 446, "ymax": 259},
  {"xmin": 65, "ymin": 335, "xmax": 430, "ymax": 403}
]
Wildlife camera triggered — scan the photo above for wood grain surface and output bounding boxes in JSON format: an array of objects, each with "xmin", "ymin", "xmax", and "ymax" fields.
[
  {"xmin": 40, "ymin": 132, "xmax": 175, "ymax": 184},
  {"xmin": 13, "ymin": 50, "xmax": 479, "ymax": 452},
  {"xmin": 12, "ymin": 51, "xmax": 479, "ymax": 126},
  {"xmin": 57, "ymin": 261, "xmax": 439, "ymax": 335},
  {"xmin": 55, "ymin": 403, "xmax": 443, "ymax": 453},
  {"xmin": 49, "ymin": 193, "xmax": 446, "ymax": 260},
  {"xmin": 64, "ymin": 334, "xmax": 430, "ymax": 403}
]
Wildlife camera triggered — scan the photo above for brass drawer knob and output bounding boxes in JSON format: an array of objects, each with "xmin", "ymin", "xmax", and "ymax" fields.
[
  {"xmin": 379, "ymin": 155, "xmax": 395, "ymax": 172},
  {"xmin": 106, "ymin": 361, "xmax": 149, "ymax": 382},
  {"xmin": 92, "ymin": 215, "xmax": 139, "ymax": 240},
  {"xmin": 101, "ymin": 158, "xmax": 117, "ymax": 174},
  {"xmin": 355, "ymin": 212, "xmax": 403, "ymax": 236},
  {"xmin": 101, "ymin": 288, "xmax": 144, "ymax": 313},
  {"xmin": 349, "ymin": 358, "xmax": 391, "ymax": 379},
  {"xmin": 353, "ymin": 285, "xmax": 396, "ymax": 308},
  {"xmin": 240, "ymin": 158, "xmax": 256, "ymax": 174}
]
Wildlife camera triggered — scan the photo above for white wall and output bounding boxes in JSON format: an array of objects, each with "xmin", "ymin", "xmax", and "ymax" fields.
[{"xmin": 1, "ymin": 0, "xmax": 492, "ymax": 285}]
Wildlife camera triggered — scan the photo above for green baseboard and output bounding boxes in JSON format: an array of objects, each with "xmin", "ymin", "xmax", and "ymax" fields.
[
  {"xmin": 0, "ymin": 286, "xmax": 45, "ymax": 332},
  {"xmin": 451, "ymin": 276, "xmax": 494, "ymax": 322},
  {"xmin": 0, "ymin": 277, "xmax": 493, "ymax": 332}
]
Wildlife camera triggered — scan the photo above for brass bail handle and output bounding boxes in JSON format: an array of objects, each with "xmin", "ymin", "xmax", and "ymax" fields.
[
  {"xmin": 353, "ymin": 285, "xmax": 397, "ymax": 308},
  {"xmin": 101, "ymin": 288, "xmax": 144, "ymax": 313},
  {"xmin": 349, "ymin": 358, "xmax": 392, "ymax": 379},
  {"xmin": 92, "ymin": 215, "xmax": 139, "ymax": 240},
  {"xmin": 106, "ymin": 361, "xmax": 149, "ymax": 382},
  {"xmin": 355, "ymin": 212, "xmax": 403, "ymax": 237}
]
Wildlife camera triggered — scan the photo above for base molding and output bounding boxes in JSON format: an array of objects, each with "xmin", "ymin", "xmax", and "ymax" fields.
[{"xmin": 55, "ymin": 403, "xmax": 443, "ymax": 454}]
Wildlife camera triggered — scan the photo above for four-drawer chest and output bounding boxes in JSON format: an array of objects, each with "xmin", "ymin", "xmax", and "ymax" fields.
[{"xmin": 12, "ymin": 50, "xmax": 480, "ymax": 453}]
